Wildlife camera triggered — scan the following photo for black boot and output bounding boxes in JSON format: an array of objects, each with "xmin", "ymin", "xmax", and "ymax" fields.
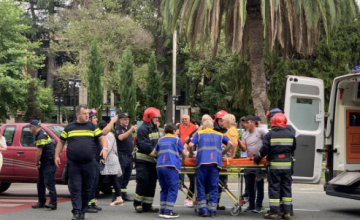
[
  {"xmin": 92, "ymin": 203, "xmax": 102, "ymax": 211},
  {"xmin": 86, "ymin": 205, "xmax": 98, "ymax": 213},
  {"xmin": 32, "ymin": 203, "xmax": 45, "ymax": 209},
  {"xmin": 45, "ymin": 204, "xmax": 57, "ymax": 210},
  {"xmin": 71, "ymin": 211, "xmax": 81, "ymax": 220},
  {"xmin": 79, "ymin": 213, "xmax": 85, "ymax": 220}
]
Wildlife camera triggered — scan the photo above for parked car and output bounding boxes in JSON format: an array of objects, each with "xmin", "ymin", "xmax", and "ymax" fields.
[{"xmin": 0, "ymin": 123, "xmax": 135, "ymax": 194}]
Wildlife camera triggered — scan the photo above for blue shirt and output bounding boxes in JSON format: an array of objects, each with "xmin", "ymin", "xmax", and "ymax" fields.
[{"xmin": 155, "ymin": 134, "xmax": 184, "ymax": 172}]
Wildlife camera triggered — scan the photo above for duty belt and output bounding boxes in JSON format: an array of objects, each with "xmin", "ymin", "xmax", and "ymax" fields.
[{"xmin": 136, "ymin": 152, "xmax": 156, "ymax": 163}]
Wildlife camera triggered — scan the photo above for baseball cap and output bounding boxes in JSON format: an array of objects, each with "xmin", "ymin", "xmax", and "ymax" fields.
[
  {"xmin": 243, "ymin": 115, "xmax": 255, "ymax": 121},
  {"xmin": 267, "ymin": 108, "xmax": 283, "ymax": 118},
  {"xmin": 119, "ymin": 113, "xmax": 130, "ymax": 119},
  {"xmin": 25, "ymin": 120, "xmax": 41, "ymax": 127},
  {"xmin": 253, "ymin": 116, "xmax": 261, "ymax": 122}
]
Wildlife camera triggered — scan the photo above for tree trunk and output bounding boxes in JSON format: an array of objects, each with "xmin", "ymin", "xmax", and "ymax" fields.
[
  {"xmin": 247, "ymin": 0, "xmax": 270, "ymax": 123},
  {"xmin": 46, "ymin": 2, "xmax": 56, "ymax": 89}
]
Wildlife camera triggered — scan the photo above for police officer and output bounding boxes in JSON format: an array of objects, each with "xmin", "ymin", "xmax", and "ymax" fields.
[
  {"xmin": 154, "ymin": 123, "xmax": 186, "ymax": 219},
  {"xmin": 254, "ymin": 113, "xmax": 296, "ymax": 220},
  {"xmin": 115, "ymin": 113, "xmax": 136, "ymax": 201},
  {"xmin": 87, "ymin": 108, "xmax": 103, "ymax": 213},
  {"xmin": 213, "ymin": 110, "xmax": 228, "ymax": 211},
  {"xmin": 188, "ymin": 120, "xmax": 234, "ymax": 217},
  {"xmin": 134, "ymin": 107, "xmax": 161, "ymax": 213},
  {"xmin": 28, "ymin": 120, "xmax": 57, "ymax": 210},
  {"xmin": 55, "ymin": 105, "xmax": 108, "ymax": 220}
]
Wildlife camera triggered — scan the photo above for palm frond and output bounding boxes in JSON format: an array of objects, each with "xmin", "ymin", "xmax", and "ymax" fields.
[{"xmin": 302, "ymin": 0, "xmax": 320, "ymax": 29}]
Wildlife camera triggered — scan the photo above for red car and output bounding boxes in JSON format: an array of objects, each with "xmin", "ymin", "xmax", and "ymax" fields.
[{"xmin": 0, "ymin": 123, "xmax": 67, "ymax": 193}]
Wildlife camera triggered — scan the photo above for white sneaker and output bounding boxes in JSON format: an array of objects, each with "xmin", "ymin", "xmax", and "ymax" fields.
[
  {"xmin": 159, "ymin": 212, "xmax": 165, "ymax": 218},
  {"xmin": 164, "ymin": 211, "xmax": 179, "ymax": 219},
  {"xmin": 184, "ymin": 198, "xmax": 194, "ymax": 208}
]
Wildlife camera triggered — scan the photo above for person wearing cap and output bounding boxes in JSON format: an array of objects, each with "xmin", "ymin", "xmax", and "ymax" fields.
[
  {"xmin": 115, "ymin": 113, "xmax": 137, "ymax": 201},
  {"xmin": 213, "ymin": 110, "xmax": 228, "ymax": 211},
  {"xmin": 28, "ymin": 120, "xmax": 57, "ymax": 210},
  {"xmin": 241, "ymin": 115, "xmax": 268, "ymax": 213},
  {"xmin": 253, "ymin": 116, "xmax": 262, "ymax": 128},
  {"xmin": 134, "ymin": 107, "xmax": 161, "ymax": 213},
  {"xmin": 55, "ymin": 105, "xmax": 108, "ymax": 220},
  {"xmin": 254, "ymin": 113, "xmax": 296, "ymax": 220}
]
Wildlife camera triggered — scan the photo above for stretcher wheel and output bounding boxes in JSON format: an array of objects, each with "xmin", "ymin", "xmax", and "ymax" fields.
[{"xmin": 230, "ymin": 207, "xmax": 240, "ymax": 216}]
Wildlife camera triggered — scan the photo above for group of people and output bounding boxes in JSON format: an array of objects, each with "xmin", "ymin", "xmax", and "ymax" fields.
[{"xmin": 27, "ymin": 105, "xmax": 296, "ymax": 220}]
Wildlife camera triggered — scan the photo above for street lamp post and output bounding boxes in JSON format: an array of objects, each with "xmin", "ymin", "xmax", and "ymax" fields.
[
  {"xmin": 103, "ymin": 103, "xmax": 110, "ymax": 122},
  {"xmin": 68, "ymin": 78, "xmax": 81, "ymax": 121},
  {"xmin": 54, "ymin": 96, "xmax": 64, "ymax": 124},
  {"xmin": 172, "ymin": 95, "xmax": 179, "ymax": 123}
]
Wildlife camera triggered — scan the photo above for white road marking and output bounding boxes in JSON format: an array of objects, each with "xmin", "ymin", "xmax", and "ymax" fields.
[
  {"xmin": 0, "ymin": 199, "xmax": 38, "ymax": 202},
  {"xmin": 0, "ymin": 204, "xmax": 23, "ymax": 207}
]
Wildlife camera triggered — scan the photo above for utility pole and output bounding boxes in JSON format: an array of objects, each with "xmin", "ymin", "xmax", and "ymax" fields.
[{"xmin": 172, "ymin": 30, "xmax": 177, "ymax": 123}]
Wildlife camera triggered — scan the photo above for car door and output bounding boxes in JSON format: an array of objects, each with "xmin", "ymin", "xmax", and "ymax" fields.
[
  {"xmin": 283, "ymin": 75, "xmax": 324, "ymax": 183},
  {"xmin": 0, "ymin": 125, "xmax": 16, "ymax": 178},
  {"xmin": 12, "ymin": 125, "xmax": 38, "ymax": 181}
]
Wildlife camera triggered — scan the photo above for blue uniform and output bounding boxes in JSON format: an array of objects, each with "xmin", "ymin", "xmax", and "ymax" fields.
[
  {"xmin": 155, "ymin": 134, "xmax": 184, "ymax": 213},
  {"xmin": 190, "ymin": 128, "xmax": 230, "ymax": 214}
]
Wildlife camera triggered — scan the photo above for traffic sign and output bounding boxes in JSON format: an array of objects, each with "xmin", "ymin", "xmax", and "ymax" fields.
[{"xmin": 110, "ymin": 110, "xmax": 116, "ymax": 119}]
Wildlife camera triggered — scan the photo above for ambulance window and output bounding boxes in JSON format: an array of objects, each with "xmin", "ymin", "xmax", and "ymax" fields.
[
  {"xmin": 357, "ymin": 83, "xmax": 360, "ymax": 98},
  {"xmin": 290, "ymin": 97, "xmax": 319, "ymax": 131},
  {"xmin": 349, "ymin": 112, "xmax": 360, "ymax": 126}
]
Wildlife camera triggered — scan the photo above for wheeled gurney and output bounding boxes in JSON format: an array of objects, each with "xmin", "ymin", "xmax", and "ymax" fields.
[{"xmin": 179, "ymin": 158, "xmax": 267, "ymax": 216}]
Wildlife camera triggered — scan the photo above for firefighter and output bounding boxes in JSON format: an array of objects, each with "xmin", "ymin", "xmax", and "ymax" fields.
[
  {"xmin": 154, "ymin": 123, "xmax": 186, "ymax": 219},
  {"xmin": 254, "ymin": 113, "xmax": 296, "ymax": 220},
  {"xmin": 28, "ymin": 120, "xmax": 57, "ymax": 210},
  {"xmin": 213, "ymin": 110, "xmax": 228, "ymax": 211},
  {"xmin": 134, "ymin": 107, "xmax": 161, "ymax": 213},
  {"xmin": 267, "ymin": 108, "xmax": 295, "ymax": 217},
  {"xmin": 188, "ymin": 120, "xmax": 234, "ymax": 217}
]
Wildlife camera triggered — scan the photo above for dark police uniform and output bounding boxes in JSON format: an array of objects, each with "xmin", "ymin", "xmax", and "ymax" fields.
[
  {"xmin": 88, "ymin": 137, "xmax": 103, "ymax": 211},
  {"xmin": 36, "ymin": 129, "xmax": 57, "ymax": 206},
  {"xmin": 115, "ymin": 124, "xmax": 133, "ymax": 197},
  {"xmin": 256, "ymin": 127, "xmax": 296, "ymax": 214},
  {"xmin": 134, "ymin": 121, "xmax": 159, "ymax": 212},
  {"xmin": 60, "ymin": 121, "xmax": 103, "ymax": 215}
]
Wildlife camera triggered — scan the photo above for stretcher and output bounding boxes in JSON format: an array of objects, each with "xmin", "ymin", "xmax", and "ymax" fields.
[{"xmin": 179, "ymin": 157, "xmax": 268, "ymax": 216}]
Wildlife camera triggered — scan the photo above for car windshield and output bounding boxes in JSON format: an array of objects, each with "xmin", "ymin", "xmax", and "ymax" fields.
[{"xmin": 47, "ymin": 125, "xmax": 65, "ymax": 138}]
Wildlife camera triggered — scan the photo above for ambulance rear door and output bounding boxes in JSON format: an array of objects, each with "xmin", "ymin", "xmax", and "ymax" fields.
[{"xmin": 283, "ymin": 75, "xmax": 324, "ymax": 183}]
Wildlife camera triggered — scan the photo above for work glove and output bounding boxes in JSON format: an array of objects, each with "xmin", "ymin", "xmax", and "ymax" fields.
[{"xmin": 254, "ymin": 154, "xmax": 262, "ymax": 165}]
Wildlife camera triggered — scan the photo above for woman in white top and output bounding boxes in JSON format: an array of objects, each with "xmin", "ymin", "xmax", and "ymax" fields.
[
  {"xmin": 98, "ymin": 121, "xmax": 123, "ymax": 206},
  {"xmin": 0, "ymin": 133, "xmax": 7, "ymax": 172}
]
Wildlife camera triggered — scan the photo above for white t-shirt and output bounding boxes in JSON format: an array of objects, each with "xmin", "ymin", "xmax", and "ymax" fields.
[
  {"xmin": 242, "ymin": 128, "xmax": 268, "ymax": 157},
  {"xmin": 0, "ymin": 137, "xmax": 7, "ymax": 155}
]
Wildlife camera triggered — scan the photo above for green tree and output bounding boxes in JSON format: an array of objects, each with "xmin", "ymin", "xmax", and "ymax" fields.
[
  {"xmin": 119, "ymin": 46, "xmax": 136, "ymax": 120},
  {"xmin": 145, "ymin": 52, "xmax": 165, "ymax": 121},
  {"xmin": 87, "ymin": 36, "xmax": 103, "ymax": 120},
  {"xmin": 162, "ymin": 0, "xmax": 359, "ymax": 122},
  {"xmin": 23, "ymin": 81, "xmax": 43, "ymax": 122}
]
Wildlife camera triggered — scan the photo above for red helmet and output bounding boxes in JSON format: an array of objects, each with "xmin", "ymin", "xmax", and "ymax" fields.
[
  {"xmin": 270, "ymin": 113, "xmax": 287, "ymax": 128},
  {"xmin": 214, "ymin": 110, "xmax": 228, "ymax": 121},
  {"xmin": 143, "ymin": 107, "xmax": 161, "ymax": 122},
  {"xmin": 89, "ymin": 108, "xmax": 97, "ymax": 118}
]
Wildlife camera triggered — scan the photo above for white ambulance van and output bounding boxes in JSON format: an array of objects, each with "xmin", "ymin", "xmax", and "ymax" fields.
[{"xmin": 284, "ymin": 73, "xmax": 360, "ymax": 200}]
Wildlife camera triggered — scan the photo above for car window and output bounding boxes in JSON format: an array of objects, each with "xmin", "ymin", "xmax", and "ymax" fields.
[
  {"xmin": 47, "ymin": 125, "xmax": 65, "ymax": 138},
  {"xmin": 3, "ymin": 125, "xmax": 16, "ymax": 146},
  {"xmin": 20, "ymin": 127, "xmax": 36, "ymax": 147}
]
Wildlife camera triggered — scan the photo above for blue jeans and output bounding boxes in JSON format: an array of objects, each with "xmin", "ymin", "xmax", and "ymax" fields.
[{"xmin": 245, "ymin": 172, "xmax": 264, "ymax": 208}]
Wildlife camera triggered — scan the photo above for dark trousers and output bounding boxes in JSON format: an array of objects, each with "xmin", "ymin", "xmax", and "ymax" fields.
[
  {"xmin": 187, "ymin": 174, "xmax": 195, "ymax": 199},
  {"xmin": 158, "ymin": 167, "xmax": 179, "ymax": 213},
  {"xmin": 89, "ymin": 161, "xmax": 100, "ymax": 203},
  {"xmin": 268, "ymin": 170, "xmax": 292, "ymax": 213},
  {"xmin": 118, "ymin": 154, "xmax": 132, "ymax": 195},
  {"xmin": 245, "ymin": 172, "xmax": 264, "ymax": 208},
  {"xmin": 134, "ymin": 161, "xmax": 157, "ymax": 211},
  {"xmin": 218, "ymin": 175, "xmax": 228, "ymax": 202},
  {"xmin": 68, "ymin": 160, "xmax": 95, "ymax": 214},
  {"xmin": 95, "ymin": 174, "xmax": 105, "ymax": 198},
  {"xmin": 37, "ymin": 161, "xmax": 57, "ymax": 205}
]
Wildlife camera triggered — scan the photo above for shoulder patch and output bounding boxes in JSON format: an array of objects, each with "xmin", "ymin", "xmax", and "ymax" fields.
[{"xmin": 37, "ymin": 140, "xmax": 42, "ymax": 145}]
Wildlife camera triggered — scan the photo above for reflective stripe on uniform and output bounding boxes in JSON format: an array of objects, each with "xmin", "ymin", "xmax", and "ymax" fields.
[
  {"xmin": 197, "ymin": 146, "xmax": 222, "ymax": 154},
  {"xmin": 270, "ymin": 162, "xmax": 292, "ymax": 170},
  {"xmin": 269, "ymin": 199, "xmax": 280, "ymax": 207},
  {"xmin": 282, "ymin": 197, "xmax": 292, "ymax": 205},
  {"xmin": 270, "ymin": 138, "xmax": 293, "ymax": 146},
  {"xmin": 136, "ymin": 152, "xmax": 156, "ymax": 163},
  {"xmin": 135, "ymin": 194, "xmax": 144, "ymax": 202},
  {"xmin": 149, "ymin": 132, "xmax": 160, "ymax": 140},
  {"xmin": 36, "ymin": 136, "xmax": 52, "ymax": 146},
  {"xmin": 198, "ymin": 200, "xmax": 207, "ymax": 208},
  {"xmin": 61, "ymin": 131, "xmax": 68, "ymax": 139},
  {"xmin": 121, "ymin": 189, "xmax": 128, "ymax": 193},
  {"xmin": 208, "ymin": 202, "xmax": 217, "ymax": 210},
  {"xmin": 67, "ymin": 130, "xmax": 96, "ymax": 138},
  {"xmin": 157, "ymin": 149, "xmax": 180, "ymax": 157}
]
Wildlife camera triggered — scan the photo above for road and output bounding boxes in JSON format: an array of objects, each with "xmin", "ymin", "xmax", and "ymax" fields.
[{"xmin": 0, "ymin": 181, "xmax": 359, "ymax": 220}]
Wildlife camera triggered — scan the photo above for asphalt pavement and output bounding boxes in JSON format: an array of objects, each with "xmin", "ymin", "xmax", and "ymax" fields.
[{"xmin": 0, "ymin": 181, "xmax": 359, "ymax": 220}]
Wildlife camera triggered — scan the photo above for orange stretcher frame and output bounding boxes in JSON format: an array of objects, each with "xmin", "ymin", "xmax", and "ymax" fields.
[{"xmin": 181, "ymin": 157, "xmax": 267, "ymax": 167}]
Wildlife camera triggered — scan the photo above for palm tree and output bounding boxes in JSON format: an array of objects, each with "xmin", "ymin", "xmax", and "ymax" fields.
[{"xmin": 161, "ymin": 0, "xmax": 358, "ymax": 121}]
